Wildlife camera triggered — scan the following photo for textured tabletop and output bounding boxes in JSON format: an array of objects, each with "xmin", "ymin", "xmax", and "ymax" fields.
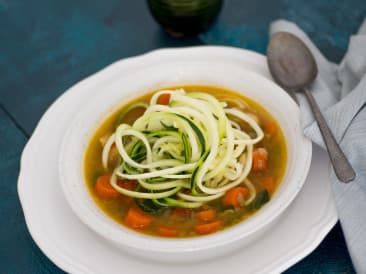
[{"xmin": 1, "ymin": 0, "xmax": 365, "ymax": 273}]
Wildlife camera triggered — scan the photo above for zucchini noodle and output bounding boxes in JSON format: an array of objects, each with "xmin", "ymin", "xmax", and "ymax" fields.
[{"xmin": 103, "ymin": 89, "xmax": 264, "ymax": 208}]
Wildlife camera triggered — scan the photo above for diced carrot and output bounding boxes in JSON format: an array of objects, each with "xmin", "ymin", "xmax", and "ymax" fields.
[
  {"xmin": 116, "ymin": 179, "xmax": 137, "ymax": 204},
  {"xmin": 124, "ymin": 207, "xmax": 153, "ymax": 229},
  {"xmin": 252, "ymin": 147, "xmax": 268, "ymax": 171},
  {"xmin": 94, "ymin": 175, "xmax": 121, "ymax": 199},
  {"xmin": 117, "ymin": 179, "xmax": 137, "ymax": 191},
  {"xmin": 261, "ymin": 177, "xmax": 275, "ymax": 193},
  {"xmin": 157, "ymin": 226, "xmax": 179, "ymax": 237},
  {"xmin": 157, "ymin": 93, "xmax": 171, "ymax": 105},
  {"xmin": 264, "ymin": 121, "xmax": 277, "ymax": 136},
  {"xmin": 222, "ymin": 187, "xmax": 249, "ymax": 208},
  {"xmin": 195, "ymin": 220, "xmax": 223, "ymax": 235},
  {"xmin": 196, "ymin": 209, "xmax": 217, "ymax": 222}
]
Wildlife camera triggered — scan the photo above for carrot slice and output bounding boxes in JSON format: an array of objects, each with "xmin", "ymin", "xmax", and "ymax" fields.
[
  {"xmin": 157, "ymin": 93, "xmax": 171, "ymax": 105},
  {"xmin": 195, "ymin": 221, "xmax": 222, "ymax": 235},
  {"xmin": 124, "ymin": 207, "xmax": 153, "ymax": 229},
  {"xmin": 252, "ymin": 147, "xmax": 268, "ymax": 171},
  {"xmin": 261, "ymin": 177, "xmax": 275, "ymax": 193},
  {"xmin": 196, "ymin": 209, "xmax": 217, "ymax": 222},
  {"xmin": 157, "ymin": 226, "xmax": 179, "ymax": 237},
  {"xmin": 94, "ymin": 175, "xmax": 121, "ymax": 199},
  {"xmin": 264, "ymin": 121, "xmax": 277, "ymax": 136},
  {"xmin": 223, "ymin": 186, "xmax": 249, "ymax": 208}
]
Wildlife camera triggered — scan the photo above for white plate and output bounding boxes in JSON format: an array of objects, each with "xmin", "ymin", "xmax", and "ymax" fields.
[{"xmin": 18, "ymin": 46, "xmax": 337, "ymax": 274}]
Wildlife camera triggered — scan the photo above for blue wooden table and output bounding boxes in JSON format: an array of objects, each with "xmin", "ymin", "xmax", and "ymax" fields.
[{"xmin": 1, "ymin": 1, "xmax": 364, "ymax": 273}]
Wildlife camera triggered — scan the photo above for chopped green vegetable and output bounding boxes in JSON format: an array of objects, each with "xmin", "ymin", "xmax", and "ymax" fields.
[
  {"xmin": 247, "ymin": 190, "xmax": 270, "ymax": 211},
  {"xmin": 135, "ymin": 198, "xmax": 165, "ymax": 213}
]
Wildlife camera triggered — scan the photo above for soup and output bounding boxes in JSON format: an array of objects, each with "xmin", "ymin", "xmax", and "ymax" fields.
[{"xmin": 84, "ymin": 86, "xmax": 287, "ymax": 237}]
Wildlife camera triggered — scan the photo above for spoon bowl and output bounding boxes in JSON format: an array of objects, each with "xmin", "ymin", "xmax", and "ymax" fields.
[
  {"xmin": 267, "ymin": 32, "xmax": 355, "ymax": 183},
  {"xmin": 267, "ymin": 32, "xmax": 317, "ymax": 91}
]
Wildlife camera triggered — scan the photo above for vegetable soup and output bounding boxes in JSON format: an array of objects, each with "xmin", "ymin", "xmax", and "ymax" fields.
[{"xmin": 84, "ymin": 86, "xmax": 287, "ymax": 237}]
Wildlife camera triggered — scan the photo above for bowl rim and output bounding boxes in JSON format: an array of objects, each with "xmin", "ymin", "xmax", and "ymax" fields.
[{"xmin": 59, "ymin": 59, "xmax": 312, "ymax": 256}]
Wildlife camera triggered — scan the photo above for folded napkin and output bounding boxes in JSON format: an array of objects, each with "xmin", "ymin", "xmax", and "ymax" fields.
[
  {"xmin": 201, "ymin": 19, "xmax": 366, "ymax": 272},
  {"xmin": 270, "ymin": 19, "xmax": 366, "ymax": 273}
]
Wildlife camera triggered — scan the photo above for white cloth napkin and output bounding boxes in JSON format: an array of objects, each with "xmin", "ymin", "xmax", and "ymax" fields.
[{"xmin": 270, "ymin": 19, "xmax": 366, "ymax": 273}]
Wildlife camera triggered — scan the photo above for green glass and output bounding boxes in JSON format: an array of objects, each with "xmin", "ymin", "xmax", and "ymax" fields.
[{"xmin": 147, "ymin": 0, "xmax": 223, "ymax": 37}]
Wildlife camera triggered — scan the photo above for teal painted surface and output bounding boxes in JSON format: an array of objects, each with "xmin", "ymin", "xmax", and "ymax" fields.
[
  {"xmin": 202, "ymin": 0, "xmax": 365, "ymax": 60},
  {"xmin": 0, "ymin": 0, "xmax": 364, "ymax": 273},
  {"xmin": 0, "ymin": 109, "xmax": 61, "ymax": 273}
]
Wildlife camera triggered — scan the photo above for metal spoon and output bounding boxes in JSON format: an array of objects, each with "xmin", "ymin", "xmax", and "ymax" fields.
[{"xmin": 267, "ymin": 32, "xmax": 355, "ymax": 183}]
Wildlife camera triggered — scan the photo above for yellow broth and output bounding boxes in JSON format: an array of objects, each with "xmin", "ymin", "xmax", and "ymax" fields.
[{"xmin": 84, "ymin": 85, "xmax": 287, "ymax": 237}]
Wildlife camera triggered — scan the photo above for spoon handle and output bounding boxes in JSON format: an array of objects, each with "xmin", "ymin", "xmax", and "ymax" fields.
[{"xmin": 304, "ymin": 88, "xmax": 355, "ymax": 183}]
